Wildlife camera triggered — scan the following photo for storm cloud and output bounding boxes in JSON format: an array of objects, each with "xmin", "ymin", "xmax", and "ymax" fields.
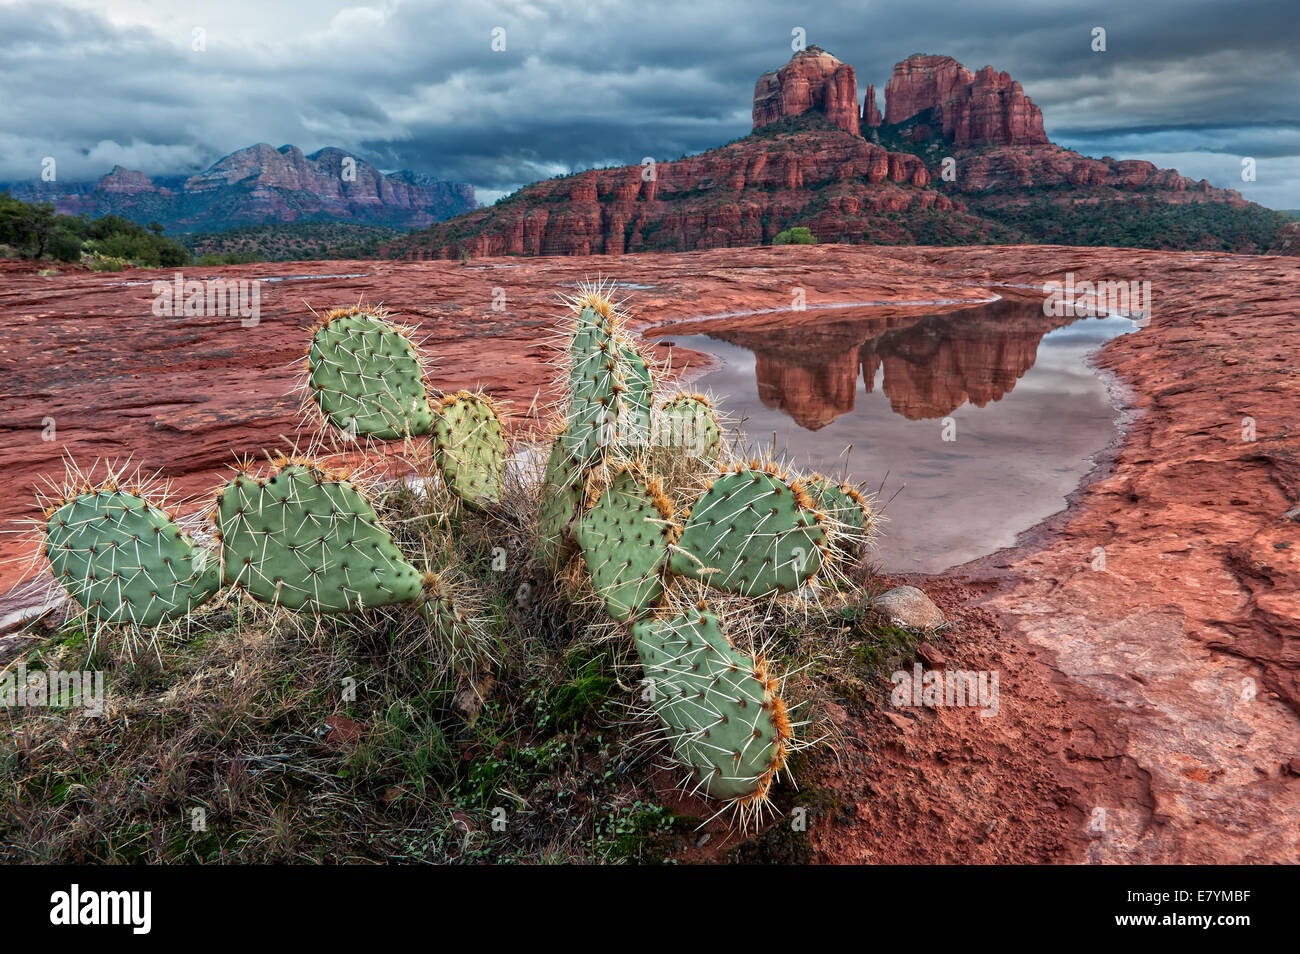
[{"xmin": 2, "ymin": 0, "xmax": 1296, "ymax": 208}]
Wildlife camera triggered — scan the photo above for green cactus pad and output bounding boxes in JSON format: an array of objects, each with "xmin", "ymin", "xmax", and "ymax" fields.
[
  {"xmin": 806, "ymin": 474, "xmax": 874, "ymax": 551},
  {"xmin": 574, "ymin": 468, "xmax": 676, "ymax": 621},
  {"xmin": 536, "ymin": 436, "xmax": 585, "ymax": 572},
  {"xmin": 653, "ymin": 393, "xmax": 721, "ymax": 462},
  {"xmin": 307, "ymin": 307, "xmax": 434, "ymax": 440},
  {"xmin": 41, "ymin": 488, "xmax": 220, "ymax": 626},
  {"xmin": 631, "ymin": 609, "xmax": 790, "ymax": 802},
  {"xmin": 616, "ymin": 341, "xmax": 654, "ymax": 451},
  {"xmin": 432, "ymin": 391, "xmax": 507, "ymax": 508},
  {"xmin": 563, "ymin": 306, "xmax": 624, "ymax": 464},
  {"xmin": 669, "ymin": 466, "xmax": 826, "ymax": 595},
  {"xmin": 215, "ymin": 461, "xmax": 423, "ymax": 613}
]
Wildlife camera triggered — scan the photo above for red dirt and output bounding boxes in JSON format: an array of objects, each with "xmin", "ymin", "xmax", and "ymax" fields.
[{"xmin": 1, "ymin": 245, "xmax": 1296, "ymax": 863}]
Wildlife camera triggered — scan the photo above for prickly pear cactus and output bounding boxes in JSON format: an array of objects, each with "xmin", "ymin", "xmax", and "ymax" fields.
[
  {"xmin": 306, "ymin": 307, "xmax": 433, "ymax": 440},
  {"xmin": 214, "ymin": 460, "xmax": 424, "ymax": 612},
  {"xmin": 536, "ymin": 434, "xmax": 586, "ymax": 572},
  {"xmin": 669, "ymin": 465, "xmax": 826, "ymax": 595},
  {"xmin": 653, "ymin": 393, "xmax": 721, "ymax": 463},
  {"xmin": 806, "ymin": 474, "xmax": 873, "ymax": 551},
  {"xmin": 564, "ymin": 305, "xmax": 625, "ymax": 465},
  {"xmin": 616, "ymin": 341, "xmax": 654, "ymax": 451},
  {"xmin": 41, "ymin": 488, "xmax": 220, "ymax": 626},
  {"xmin": 632, "ymin": 609, "xmax": 790, "ymax": 803},
  {"xmin": 432, "ymin": 390, "xmax": 507, "ymax": 509},
  {"xmin": 574, "ymin": 467, "xmax": 676, "ymax": 622}
]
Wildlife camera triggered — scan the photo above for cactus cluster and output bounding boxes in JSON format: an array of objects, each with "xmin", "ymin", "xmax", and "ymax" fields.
[{"xmin": 30, "ymin": 283, "xmax": 877, "ymax": 828}]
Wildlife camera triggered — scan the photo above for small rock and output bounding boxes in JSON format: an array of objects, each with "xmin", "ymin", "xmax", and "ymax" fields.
[
  {"xmin": 1286, "ymin": 758, "xmax": 1300, "ymax": 777},
  {"xmin": 883, "ymin": 711, "xmax": 912, "ymax": 732},
  {"xmin": 916, "ymin": 641, "xmax": 946, "ymax": 667},
  {"xmin": 324, "ymin": 714, "xmax": 363, "ymax": 747},
  {"xmin": 1222, "ymin": 356, "xmax": 1239, "ymax": 366},
  {"xmin": 874, "ymin": 585, "xmax": 945, "ymax": 631},
  {"xmin": 822, "ymin": 700, "xmax": 849, "ymax": 726}
]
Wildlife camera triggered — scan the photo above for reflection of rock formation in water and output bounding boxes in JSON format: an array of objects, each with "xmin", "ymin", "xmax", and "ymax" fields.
[{"xmin": 706, "ymin": 299, "xmax": 1075, "ymax": 428}]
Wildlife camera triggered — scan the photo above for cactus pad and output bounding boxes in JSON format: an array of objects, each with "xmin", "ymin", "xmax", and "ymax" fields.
[
  {"xmin": 41, "ymin": 488, "xmax": 220, "ymax": 626},
  {"xmin": 563, "ymin": 305, "xmax": 625, "ymax": 464},
  {"xmin": 653, "ymin": 393, "xmax": 721, "ymax": 462},
  {"xmin": 214, "ymin": 460, "xmax": 423, "ymax": 612},
  {"xmin": 536, "ymin": 436, "xmax": 586, "ymax": 572},
  {"xmin": 806, "ymin": 474, "xmax": 874, "ymax": 552},
  {"xmin": 616, "ymin": 341, "xmax": 654, "ymax": 451},
  {"xmin": 432, "ymin": 391, "xmax": 507, "ymax": 508},
  {"xmin": 574, "ymin": 468, "xmax": 676, "ymax": 621},
  {"xmin": 669, "ymin": 465, "xmax": 826, "ymax": 595},
  {"xmin": 307, "ymin": 307, "xmax": 433, "ymax": 440},
  {"xmin": 418, "ymin": 571, "xmax": 491, "ymax": 668},
  {"xmin": 632, "ymin": 609, "xmax": 790, "ymax": 802}
]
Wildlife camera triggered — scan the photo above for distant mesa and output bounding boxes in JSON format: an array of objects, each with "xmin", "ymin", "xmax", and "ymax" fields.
[{"xmin": 4, "ymin": 144, "xmax": 476, "ymax": 233}]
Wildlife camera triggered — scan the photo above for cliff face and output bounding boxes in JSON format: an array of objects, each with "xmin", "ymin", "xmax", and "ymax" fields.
[
  {"xmin": 387, "ymin": 123, "xmax": 1006, "ymax": 260},
  {"xmin": 753, "ymin": 46, "xmax": 861, "ymax": 136},
  {"xmin": 883, "ymin": 53, "xmax": 1047, "ymax": 146},
  {"xmin": 862, "ymin": 84, "xmax": 883, "ymax": 129},
  {"xmin": 7, "ymin": 145, "xmax": 476, "ymax": 232}
]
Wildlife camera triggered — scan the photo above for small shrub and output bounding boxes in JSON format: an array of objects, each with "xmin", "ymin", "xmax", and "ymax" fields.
[{"xmin": 773, "ymin": 226, "xmax": 817, "ymax": 245}]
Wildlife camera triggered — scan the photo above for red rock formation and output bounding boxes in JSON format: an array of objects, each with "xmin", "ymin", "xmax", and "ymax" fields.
[
  {"xmin": 884, "ymin": 53, "xmax": 1047, "ymax": 146},
  {"xmin": 949, "ymin": 144, "xmax": 1246, "ymax": 204},
  {"xmin": 386, "ymin": 128, "xmax": 989, "ymax": 259},
  {"xmin": 382, "ymin": 49, "xmax": 1259, "ymax": 259},
  {"xmin": 96, "ymin": 166, "xmax": 170, "ymax": 197},
  {"xmin": 862, "ymin": 83, "xmax": 882, "ymax": 129},
  {"xmin": 752, "ymin": 46, "xmax": 860, "ymax": 136}
]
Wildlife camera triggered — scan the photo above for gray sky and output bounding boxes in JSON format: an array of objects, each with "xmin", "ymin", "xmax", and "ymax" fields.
[{"xmin": 2, "ymin": 0, "xmax": 1296, "ymax": 208}]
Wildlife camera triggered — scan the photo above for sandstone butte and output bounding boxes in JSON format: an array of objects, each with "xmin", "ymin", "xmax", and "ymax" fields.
[
  {"xmin": 1, "ymin": 245, "xmax": 1297, "ymax": 864},
  {"xmin": 385, "ymin": 47, "xmax": 1252, "ymax": 261}
]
